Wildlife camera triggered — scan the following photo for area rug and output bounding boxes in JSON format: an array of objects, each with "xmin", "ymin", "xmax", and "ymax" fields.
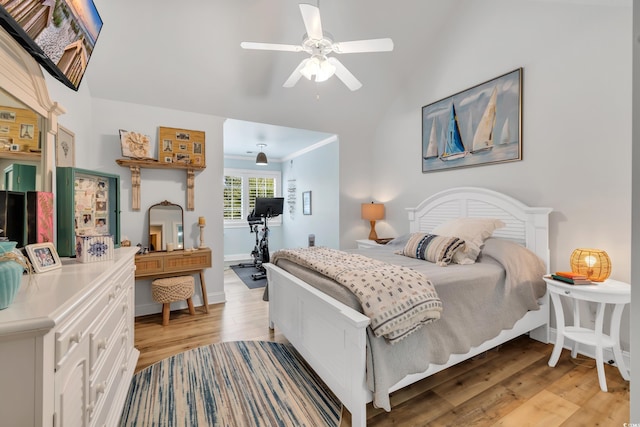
[
  {"xmin": 119, "ymin": 341, "xmax": 342, "ymax": 426},
  {"xmin": 230, "ymin": 264, "xmax": 267, "ymax": 289}
]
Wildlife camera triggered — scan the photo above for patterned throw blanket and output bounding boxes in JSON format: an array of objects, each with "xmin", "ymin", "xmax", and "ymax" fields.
[{"xmin": 270, "ymin": 247, "xmax": 443, "ymax": 344}]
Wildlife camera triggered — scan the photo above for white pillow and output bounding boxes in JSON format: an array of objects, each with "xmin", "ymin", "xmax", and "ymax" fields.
[{"xmin": 431, "ymin": 218, "xmax": 505, "ymax": 264}]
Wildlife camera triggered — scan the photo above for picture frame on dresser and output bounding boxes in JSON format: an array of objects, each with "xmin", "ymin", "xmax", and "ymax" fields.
[
  {"xmin": 56, "ymin": 167, "xmax": 121, "ymax": 257},
  {"xmin": 25, "ymin": 242, "xmax": 62, "ymax": 273}
]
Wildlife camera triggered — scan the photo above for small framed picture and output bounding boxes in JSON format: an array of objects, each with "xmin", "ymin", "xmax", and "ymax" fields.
[
  {"xmin": 25, "ymin": 242, "xmax": 62, "ymax": 273},
  {"xmin": 56, "ymin": 126, "xmax": 75, "ymax": 167},
  {"xmin": 9, "ymin": 144, "xmax": 19, "ymax": 152},
  {"xmin": 302, "ymin": 191, "xmax": 312, "ymax": 215},
  {"xmin": 20, "ymin": 123, "xmax": 34, "ymax": 140}
]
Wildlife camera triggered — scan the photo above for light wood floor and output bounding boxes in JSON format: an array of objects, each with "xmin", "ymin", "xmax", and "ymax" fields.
[{"xmin": 134, "ymin": 268, "xmax": 630, "ymax": 426}]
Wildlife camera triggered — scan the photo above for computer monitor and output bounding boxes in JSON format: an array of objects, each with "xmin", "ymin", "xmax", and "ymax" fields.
[{"xmin": 254, "ymin": 197, "xmax": 284, "ymax": 218}]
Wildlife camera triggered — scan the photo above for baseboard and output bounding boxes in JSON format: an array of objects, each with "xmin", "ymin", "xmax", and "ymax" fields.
[
  {"xmin": 135, "ymin": 290, "xmax": 226, "ymax": 317},
  {"xmin": 548, "ymin": 327, "xmax": 631, "ymax": 372}
]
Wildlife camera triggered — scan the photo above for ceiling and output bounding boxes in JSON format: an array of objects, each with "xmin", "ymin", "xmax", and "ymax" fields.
[
  {"xmin": 223, "ymin": 119, "xmax": 334, "ymax": 160},
  {"xmin": 82, "ymin": 0, "xmax": 462, "ymax": 157},
  {"xmin": 82, "ymin": 1, "xmax": 622, "ymax": 159}
]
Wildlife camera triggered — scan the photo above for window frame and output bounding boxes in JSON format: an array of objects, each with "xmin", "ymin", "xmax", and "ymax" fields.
[{"xmin": 223, "ymin": 168, "xmax": 282, "ymax": 228}]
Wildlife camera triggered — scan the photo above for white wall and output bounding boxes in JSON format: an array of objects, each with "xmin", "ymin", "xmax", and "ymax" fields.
[
  {"xmin": 281, "ymin": 138, "xmax": 340, "ymax": 249},
  {"xmin": 365, "ymin": 0, "xmax": 632, "ymax": 347}
]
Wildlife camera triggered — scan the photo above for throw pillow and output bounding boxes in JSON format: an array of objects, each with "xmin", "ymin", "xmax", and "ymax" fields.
[{"xmin": 397, "ymin": 233, "xmax": 465, "ymax": 266}]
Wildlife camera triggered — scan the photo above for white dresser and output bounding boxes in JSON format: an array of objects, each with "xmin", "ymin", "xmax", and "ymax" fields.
[{"xmin": 0, "ymin": 247, "xmax": 140, "ymax": 427}]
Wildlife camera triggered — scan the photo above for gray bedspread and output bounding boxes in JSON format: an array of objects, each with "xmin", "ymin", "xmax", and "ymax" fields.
[{"xmin": 271, "ymin": 238, "xmax": 546, "ymax": 411}]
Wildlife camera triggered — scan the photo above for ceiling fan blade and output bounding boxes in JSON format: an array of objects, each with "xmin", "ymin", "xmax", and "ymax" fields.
[
  {"xmin": 299, "ymin": 3, "xmax": 323, "ymax": 40},
  {"xmin": 283, "ymin": 58, "xmax": 310, "ymax": 88},
  {"xmin": 332, "ymin": 38, "xmax": 394, "ymax": 54},
  {"xmin": 241, "ymin": 42, "xmax": 303, "ymax": 52},
  {"xmin": 327, "ymin": 57, "xmax": 362, "ymax": 91}
]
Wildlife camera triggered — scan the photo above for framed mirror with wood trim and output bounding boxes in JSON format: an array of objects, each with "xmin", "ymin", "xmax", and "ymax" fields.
[{"xmin": 148, "ymin": 200, "xmax": 184, "ymax": 252}]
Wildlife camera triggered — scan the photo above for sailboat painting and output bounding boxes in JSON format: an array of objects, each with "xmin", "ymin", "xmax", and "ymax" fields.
[{"xmin": 422, "ymin": 68, "xmax": 522, "ymax": 173}]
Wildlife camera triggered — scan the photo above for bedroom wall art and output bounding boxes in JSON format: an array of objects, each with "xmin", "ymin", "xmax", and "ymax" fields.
[
  {"xmin": 158, "ymin": 126, "xmax": 206, "ymax": 167},
  {"xmin": 422, "ymin": 68, "xmax": 522, "ymax": 173}
]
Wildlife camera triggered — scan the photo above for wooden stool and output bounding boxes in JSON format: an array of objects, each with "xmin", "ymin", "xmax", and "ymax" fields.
[{"xmin": 151, "ymin": 276, "xmax": 196, "ymax": 326}]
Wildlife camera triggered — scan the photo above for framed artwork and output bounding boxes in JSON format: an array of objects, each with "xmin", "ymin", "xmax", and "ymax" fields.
[
  {"xmin": 25, "ymin": 242, "xmax": 62, "ymax": 273},
  {"xmin": 56, "ymin": 126, "xmax": 75, "ymax": 167},
  {"xmin": 0, "ymin": 110, "xmax": 16, "ymax": 122},
  {"xmin": 422, "ymin": 68, "xmax": 522, "ymax": 173},
  {"xmin": 158, "ymin": 126, "xmax": 206, "ymax": 167},
  {"xmin": 302, "ymin": 191, "xmax": 312, "ymax": 215},
  {"xmin": 119, "ymin": 129, "xmax": 153, "ymax": 159}
]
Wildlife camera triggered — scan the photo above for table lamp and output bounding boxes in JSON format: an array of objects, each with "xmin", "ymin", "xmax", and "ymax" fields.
[
  {"xmin": 361, "ymin": 202, "xmax": 384, "ymax": 241},
  {"xmin": 570, "ymin": 248, "xmax": 611, "ymax": 282}
]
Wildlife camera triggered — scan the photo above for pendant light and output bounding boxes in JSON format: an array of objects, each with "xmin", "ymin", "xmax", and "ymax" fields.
[{"xmin": 255, "ymin": 143, "xmax": 268, "ymax": 165}]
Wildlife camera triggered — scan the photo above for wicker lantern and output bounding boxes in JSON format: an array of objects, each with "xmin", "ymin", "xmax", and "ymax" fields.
[{"xmin": 570, "ymin": 248, "xmax": 611, "ymax": 282}]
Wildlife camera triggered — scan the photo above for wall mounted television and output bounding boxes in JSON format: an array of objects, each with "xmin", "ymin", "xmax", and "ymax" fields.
[{"xmin": 0, "ymin": 0, "xmax": 103, "ymax": 91}]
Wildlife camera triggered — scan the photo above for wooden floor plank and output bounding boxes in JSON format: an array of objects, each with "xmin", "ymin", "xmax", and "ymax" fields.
[
  {"xmin": 134, "ymin": 268, "xmax": 630, "ymax": 425},
  {"xmin": 492, "ymin": 389, "xmax": 579, "ymax": 427}
]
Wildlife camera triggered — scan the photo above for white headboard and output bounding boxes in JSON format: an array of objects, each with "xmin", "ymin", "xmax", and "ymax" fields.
[{"xmin": 406, "ymin": 187, "xmax": 552, "ymax": 271}]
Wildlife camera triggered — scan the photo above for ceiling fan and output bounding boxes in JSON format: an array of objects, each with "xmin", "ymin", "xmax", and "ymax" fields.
[{"xmin": 240, "ymin": 3, "xmax": 394, "ymax": 91}]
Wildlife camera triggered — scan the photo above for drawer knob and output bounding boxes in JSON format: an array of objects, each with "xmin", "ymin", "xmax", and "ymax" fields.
[
  {"xmin": 97, "ymin": 338, "xmax": 107, "ymax": 351},
  {"xmin": 69, "ymin": 332, "xmax": 82, "ymax": 344},
  {"xmin": 96, "ymin": 381, "xmax": 107, "ymax": 395},
  {"xmin": 108, "ymin": 292, "xmax": 116, "ymax": 301},
  {"xmin": 564, "ymin": 290, "xmax": 571, "ymax": 295}
]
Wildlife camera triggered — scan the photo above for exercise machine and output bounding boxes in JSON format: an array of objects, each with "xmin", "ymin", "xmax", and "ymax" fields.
[
  {"xmin": 234, "ymin": 197, "xmax": 284, "ymax": 280},
  {"xmin": 234, "ymin": 211, "xmax": 264, "ymax": 269},
  {"xmin": 249, "ymin": 197, "xmax": 284, "ymax": 280}
]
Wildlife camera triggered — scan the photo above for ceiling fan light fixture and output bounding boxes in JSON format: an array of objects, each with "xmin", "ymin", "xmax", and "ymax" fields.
[
  {"xmin": 255, "ymin": 143, "xmax": 268, "ymax": 165},
  {"xmin": 300, "ymin": 56, "xmax": 320, "ymax": 80},
  {"xmin": 315, "ymin": 57, "xmax": 336, "ymax": 82},
  {"xmin": 300, "ymin": 55, "xmax": 335, "ymax": 82}
]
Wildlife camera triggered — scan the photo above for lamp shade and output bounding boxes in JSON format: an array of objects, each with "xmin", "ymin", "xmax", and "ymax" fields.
[
  {"xmin": 255, "ymin": 151, "xmax": 268, "ymax": 165},
  {"xmin": 255, "ymin": 143, "xmax": 268, "ymax": 165},
  {"xmin": 570, "ymin": 248, "xmax": 611, "ymax": 282},
  {"xmin": 361, "ymin": 203, "xmax": 384, "ymax": 221}
]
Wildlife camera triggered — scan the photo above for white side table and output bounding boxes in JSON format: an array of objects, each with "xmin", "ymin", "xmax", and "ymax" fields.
[
  {"xmin": 356, "ymin": 239, "xmax": 385, "ymax": 249},
  {"xmin": 543, "ymin": 276, "xmax": 630, "ymax": 392}
]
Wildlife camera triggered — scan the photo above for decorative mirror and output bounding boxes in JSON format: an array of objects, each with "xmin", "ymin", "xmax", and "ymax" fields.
[
  {"xmin": 0, "ymin": 87, "xmax": 45, "ymax": 191},
  {"xmin": 148, "ymin": 200, "xmax": 184, "ymax": 251},
  {"xmin": 0, "ymin": 26, "xmax": 65, "ymax": 193}
]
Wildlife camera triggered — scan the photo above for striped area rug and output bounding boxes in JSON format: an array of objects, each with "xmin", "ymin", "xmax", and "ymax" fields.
[{"xmin": 119, "ymin": 341, "xmax": 342, "ymax": 426}]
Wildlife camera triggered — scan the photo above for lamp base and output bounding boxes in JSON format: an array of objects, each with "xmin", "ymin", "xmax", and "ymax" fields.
[{"xmin": 368, "ymin": 221, "xmax": 378, "ymax": 241}]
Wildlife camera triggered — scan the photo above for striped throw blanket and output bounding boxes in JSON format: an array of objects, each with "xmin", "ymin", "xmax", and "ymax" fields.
[{"xmin": 270, "ymin": 247, "xmax": 442, "ymax": 344}]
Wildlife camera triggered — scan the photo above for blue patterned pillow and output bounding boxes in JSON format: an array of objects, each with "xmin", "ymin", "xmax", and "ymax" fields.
[{"xmin": 397, "ymin": 233, "xmax": 465, "ymax": 266}]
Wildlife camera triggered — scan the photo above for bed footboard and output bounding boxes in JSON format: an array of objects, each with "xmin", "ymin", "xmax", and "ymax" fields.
[{"xmin": 265, "ymin": 263, "xmax": 371, "ymax": 427}]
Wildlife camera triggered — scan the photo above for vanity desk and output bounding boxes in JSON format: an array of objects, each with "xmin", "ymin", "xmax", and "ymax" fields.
[{"xmin": 134, "ymin": 248, "xmax": 211, "ymax": 312}]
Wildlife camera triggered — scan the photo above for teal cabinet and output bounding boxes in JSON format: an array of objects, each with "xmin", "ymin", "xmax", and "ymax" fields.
[
  {"xmin": 56, "ymin": 167, "xmax": 121, "ymax": 257},
  {"xmin": 4, "ymin": 164, "xmax": 36, "ymax": 192}
]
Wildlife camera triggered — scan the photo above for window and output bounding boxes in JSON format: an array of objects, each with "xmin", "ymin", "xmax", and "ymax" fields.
[{"xmin": 224, "ymin": 168, "xmax": 281, "ymax": 226}]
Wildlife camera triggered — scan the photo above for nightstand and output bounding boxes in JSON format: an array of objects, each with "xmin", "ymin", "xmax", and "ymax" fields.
[
  {"xmin": 543, "ymin": 276, "xmax": 630, "ymax": 392},
  {"xmin": 356, "ymin": 239, "xmax": 385, "ymax": 249}
]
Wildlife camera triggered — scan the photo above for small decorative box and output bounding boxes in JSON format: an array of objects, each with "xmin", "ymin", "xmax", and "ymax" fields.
[{"xmin": 75, "ymin": 235, "xmax": 114, "ymax": 263}]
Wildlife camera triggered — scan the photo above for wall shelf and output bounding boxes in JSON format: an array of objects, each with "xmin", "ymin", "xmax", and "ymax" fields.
[
  {"xmin": 0, "ymin": 151, "xmax": 41, "ymax": 161},
  {"xmin": 116, "ymin": 158, "xmax": 205, "ymax": 211}
]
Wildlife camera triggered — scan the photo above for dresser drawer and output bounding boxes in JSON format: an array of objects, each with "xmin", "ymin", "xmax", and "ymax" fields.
[
  {"xmin": 55, "ymin": 290, "xmax": 108, "ymax": 369},
  {"xmin": 55, "ymin": 268, "xmax": 131, "ymax": 369},
  {"xmin": 89, "ymin": 337, "xmax": 127, "ymax": 427},
  {"xmin": 89, "ymin": 290, "xmax": 129, "ymax": 372}
]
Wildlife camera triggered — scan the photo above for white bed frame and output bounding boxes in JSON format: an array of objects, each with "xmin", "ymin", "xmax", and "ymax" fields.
[{"xmin": 265, "ymin": 187, "xmax": 552, "ymax": 427}]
